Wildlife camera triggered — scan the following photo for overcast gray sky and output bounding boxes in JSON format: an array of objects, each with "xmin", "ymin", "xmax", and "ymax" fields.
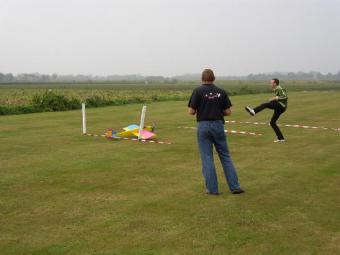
[{"xmin": 1, "ymin": 0, "xmax": 340, "ymax": 76}]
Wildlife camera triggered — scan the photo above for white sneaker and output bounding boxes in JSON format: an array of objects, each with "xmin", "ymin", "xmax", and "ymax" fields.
[
  {"xmin": 274, "ymin": 139, "xmax": 286, "ymax": 143},
  {"xmin": 245, "ymin": 106, "xmax": 255, "ymax": 116}
]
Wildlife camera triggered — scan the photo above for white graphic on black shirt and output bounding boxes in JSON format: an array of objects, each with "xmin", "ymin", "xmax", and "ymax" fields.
[{"xmin": 204, "ymin": 92, "xmax": 221, "ymax": 99}]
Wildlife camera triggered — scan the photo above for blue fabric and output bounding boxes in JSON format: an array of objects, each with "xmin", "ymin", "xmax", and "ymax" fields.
[{"xmin": 197, "ymin": 120, "xmax": 241, "ymax": 193}]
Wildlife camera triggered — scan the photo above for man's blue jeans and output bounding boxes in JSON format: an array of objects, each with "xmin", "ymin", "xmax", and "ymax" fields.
[{"xmin": 197, "ymin": 120, "xmax": 241, "ymax": 193}]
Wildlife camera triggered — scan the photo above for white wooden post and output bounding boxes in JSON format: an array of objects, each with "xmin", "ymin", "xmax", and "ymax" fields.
[
  {"xmin": 82, "ymin": 103, "xmax": 87, "ymax": 134},
  {"xmin": 138, "ymin": 105, "xmax": 147, "ymax": 140}
]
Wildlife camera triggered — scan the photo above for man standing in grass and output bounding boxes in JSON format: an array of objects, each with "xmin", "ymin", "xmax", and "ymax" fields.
[
  {"xmin": 245, "ymin": 78, "xmax": 288, "ymax": 142},
  {"xmin": 188, "ymin": 69, "xmax": 244, "ymax": 195}
]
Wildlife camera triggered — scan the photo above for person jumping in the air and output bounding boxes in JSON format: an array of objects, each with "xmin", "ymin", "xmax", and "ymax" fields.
[{"xmin": 245, "ymin": 78, "xmax": 288, "ymax": 142}]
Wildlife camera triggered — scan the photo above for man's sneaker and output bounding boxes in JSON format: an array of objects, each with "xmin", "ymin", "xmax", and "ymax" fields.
[
  {"xmin": 231, "ymin": 188, "xmax": 245, "ymax": 194},
  {"xmin": 274, "ymin": 139, "xmax": 286, "ymax": 143},
  {"xmin": 245, "ymin": 106, "xmax": 255, "ymax": 116}
]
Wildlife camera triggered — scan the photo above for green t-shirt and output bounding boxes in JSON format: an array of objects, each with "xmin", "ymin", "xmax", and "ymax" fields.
[{"xmin": 274, "ymin": 86, "xmax": 288, "ymax": 108}]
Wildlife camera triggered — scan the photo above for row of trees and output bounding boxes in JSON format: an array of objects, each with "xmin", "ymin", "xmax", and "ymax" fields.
[
  {"xmin": 1, "ymin": 71, "xmax": 340, "ymax": 83},
  {"xmin": 0, "ymin": 72, "xmax": 179, "ymax": 83},
  {"xmin": 245, "ymin": 71, "xmax": 340, "ymax": 81},
  {"xmin": 0, "ymin": 73, "xmax": 144, "ymax": 83}
]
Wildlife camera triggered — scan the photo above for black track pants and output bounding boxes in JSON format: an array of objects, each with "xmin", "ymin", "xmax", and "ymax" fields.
[{"xmin": 254, "ymin": 101, "xmax": 286, "ymax": 140}]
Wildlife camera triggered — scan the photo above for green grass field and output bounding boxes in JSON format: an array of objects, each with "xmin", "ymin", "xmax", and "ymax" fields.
[{"xmin": 1, "ymin": 91, "xmax": 339, "ymax": 254}]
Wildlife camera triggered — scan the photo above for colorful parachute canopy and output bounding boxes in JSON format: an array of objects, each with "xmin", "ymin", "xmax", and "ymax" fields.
[{"xmin": 106, "ymin": 124, "xmax": 156, "ymax": 140}]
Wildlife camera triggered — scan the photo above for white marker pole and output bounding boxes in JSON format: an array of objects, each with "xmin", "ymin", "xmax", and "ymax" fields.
[
  {"xmin": 82, "ymin": 103, "xmax": 87, "ymax": 134},
  {"xmin": 138, "ymin": 105, "xmax": 147, "ymax": 140}
]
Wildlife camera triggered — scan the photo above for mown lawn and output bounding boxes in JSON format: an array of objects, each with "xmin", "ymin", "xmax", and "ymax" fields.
[{"xmin": 0, "ymin": 92, "xmax": 339, "ymax": 254}]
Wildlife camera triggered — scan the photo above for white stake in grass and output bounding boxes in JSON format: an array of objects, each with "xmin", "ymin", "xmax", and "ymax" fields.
[
  {"xmin": 82, "ymin": 103, "xmax": 87, "ymax": 134},
  {"xmin": 138, "ymin": 105, "xmax": 147, "ymax": 140}
]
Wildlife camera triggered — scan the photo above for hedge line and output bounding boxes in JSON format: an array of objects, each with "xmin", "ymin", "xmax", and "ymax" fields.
[{"xmin": 0, "ymin": 90, "xmax": 188, "ymax": 115}]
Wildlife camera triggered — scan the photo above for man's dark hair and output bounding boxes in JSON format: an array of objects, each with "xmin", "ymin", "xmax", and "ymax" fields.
[
  {"xmin": 272, "ymin": 78, "xmax": 280, "ymax": 85},
  {"xmin": 202, "ymin": 69, "xmax": 215, "ymax": 83}
]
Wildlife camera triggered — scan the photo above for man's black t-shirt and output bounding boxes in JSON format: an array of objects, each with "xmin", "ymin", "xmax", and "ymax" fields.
[{"xmin": 188, "ymin": 84, "xmax": 232, "ymax": 122}]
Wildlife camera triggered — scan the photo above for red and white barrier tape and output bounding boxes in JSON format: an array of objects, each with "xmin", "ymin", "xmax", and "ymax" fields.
[
  {"xmin": 225, "ymin": 120, "xmax": 340, "ymax": 132},
  {"xmin": 178, "ymin": 126, "xmax": 262, "ymax": 136},
  {"xmin": 84, "ymin": 133, "xmax": 172, "ymax": 145}
]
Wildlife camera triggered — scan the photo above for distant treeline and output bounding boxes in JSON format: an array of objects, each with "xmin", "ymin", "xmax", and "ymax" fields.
[{"xmin": 1, "ymin": 71, "xmax": 340, "ymax": 83}]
